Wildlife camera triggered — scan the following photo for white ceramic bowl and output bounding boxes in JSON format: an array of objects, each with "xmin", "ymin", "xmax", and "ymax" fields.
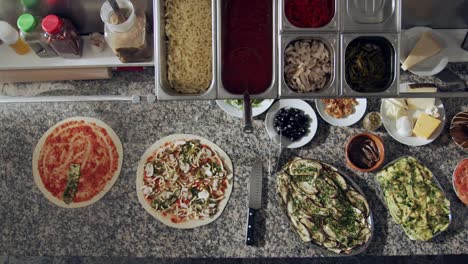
[
  {"xmin": 265, "ymin": 99, "xmax": 318, "ymax": 149},
  {"xmin": 216, "ymin": 99, "xmax": 275, "ymax": 119},
  {"xmin": 315, "ymin": 98, "xmax": 367, "ymax": 127}
]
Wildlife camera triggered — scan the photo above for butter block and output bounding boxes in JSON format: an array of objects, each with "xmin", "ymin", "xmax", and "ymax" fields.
[{"xmin": 413, "ymin": 113, "xmax": 441, "ymax": 139}]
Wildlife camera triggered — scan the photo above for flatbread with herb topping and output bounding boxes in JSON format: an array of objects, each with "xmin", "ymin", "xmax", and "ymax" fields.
[{"xmin": 136, "ymin": 134, "xmax": 233, "ymax": 229}]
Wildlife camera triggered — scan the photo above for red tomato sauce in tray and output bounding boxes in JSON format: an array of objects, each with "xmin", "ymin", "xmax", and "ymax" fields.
[
  {"xmin": 285, "ymin": 0, "xmax": 335, "ymax": 28},
  {"xmin": 221, "ymin": 0, "xmax": 273, "ymax": 95}
]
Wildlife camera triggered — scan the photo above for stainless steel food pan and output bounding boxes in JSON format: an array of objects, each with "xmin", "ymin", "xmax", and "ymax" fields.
[
  {"xmin": 280, "ymin": 33, "xmax": 339, "ymax": 98},
  {"xmin": 216, "ymin": 0, "xmax": 279, "ymax": 99},
  {"xmin": 340, "ymin": 33, "xmax": 400, "ymax": 97},
  {"xmin": 155, "ymin": 0, "xmax": 217, "ymax": 100},
  {"xmin": 341, "ymin": 0, "xmax": 401, "ymax": 32},
  {"xmin": 279, "ymin": 0, "xmax": 340, "ymax": 33}
]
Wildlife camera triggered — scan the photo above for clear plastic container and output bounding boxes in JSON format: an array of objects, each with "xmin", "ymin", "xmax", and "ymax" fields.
[
  {"xmin": 0, "ymin": 21, "xmax": 30, "ymax": 55},
  {"xmin": 100, "ymin": 0, "xmax": 152, "ymax": 63},
  {"xmin": 17, "ymin": 13, "xmax": 58, "ymax": 58},
  {"xmin": 41, "ymin": 15, "xmax": 82, "ymax": 59}
]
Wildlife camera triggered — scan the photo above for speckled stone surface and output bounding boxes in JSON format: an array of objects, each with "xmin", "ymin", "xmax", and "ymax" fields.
[
  {"xmin": 0, "ymin": 68, "xmax": 155, "ymax": 97},
  {"xmin": 400, "ymin": 63, "xmax": 468, "ymax": 90},
  {"xmin": 0, "ymin": 68, "xmax": 467, "ymax": 258},
  {"xmin": 2, "ymin": 255, "xmax": 468, "ymax": 264}
]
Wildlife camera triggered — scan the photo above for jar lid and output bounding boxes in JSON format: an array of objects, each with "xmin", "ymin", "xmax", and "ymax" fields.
[
  {"xmin": 17, "ymin": 13, "xmax": 38, "ymax": 33},
  {"xmin": 21, "ymin": 0, "xmax": 40, "ymax": 9},
  {"xmin": 0, "ymin": 21, "xmax": 20, "ymax": 45},
  {"xmin": 42, "ymin": 15, "xmax": 63, "ymax": 34}
]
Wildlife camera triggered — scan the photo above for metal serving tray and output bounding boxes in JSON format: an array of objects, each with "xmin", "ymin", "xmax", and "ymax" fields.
[
  {"xmin": 155, "ymin": 0, "xmax": 217, "ymax": 100},
  {"xmin": 341, "ymin": 0, "xmax": 401, "ymax": 32},
  {"xmin": 340, "ymin": 33, "xmax": 400, "ymax": 97},
  {"xmin": 279, "ymin": 33, "xmax": 339, "ymax": 98},
  {"xmin": 279, "ymin": 0, "xmax": 340, "ymax": 33},
  {"xmin": 276, "ymin": 158, "xmax": 374, "ymax": 256},
  {"xmin": 376, "ymin": 156, "xmax": 452, "ymax": 241},
  {"xmin": 216, "ymin": 0, "xmax": 279, "ymax": 100}
]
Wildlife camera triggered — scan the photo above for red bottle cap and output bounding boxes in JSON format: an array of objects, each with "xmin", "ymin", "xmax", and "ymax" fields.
[{"xmin": 41, "ymin": 15, "xmax": 63, "ymax": 34}]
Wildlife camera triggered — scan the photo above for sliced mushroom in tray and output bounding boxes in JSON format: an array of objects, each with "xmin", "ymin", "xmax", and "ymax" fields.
[
  {"xmin": 276, "ymin": 158, "xmax": 373, "ymax": 255},
  {"xmin": 284, "ymin": 39, "xmax": 331, "ymax": 93}
]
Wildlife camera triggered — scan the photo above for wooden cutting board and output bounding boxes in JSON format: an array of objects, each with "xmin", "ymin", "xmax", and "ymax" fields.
[{"xmin": 0, "ymin": 67, "xmax": 111, "ymax": 83}]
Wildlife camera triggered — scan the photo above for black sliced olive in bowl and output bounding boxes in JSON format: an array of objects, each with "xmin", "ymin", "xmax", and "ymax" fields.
[{"xmin": 274, "ymin": 108, "xmax": 310, "ymax": 142}]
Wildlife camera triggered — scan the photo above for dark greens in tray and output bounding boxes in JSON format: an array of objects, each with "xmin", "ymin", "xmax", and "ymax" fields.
[{"xmin": 345, "ymin": 37, "xmax": 393, "ymax": 93}]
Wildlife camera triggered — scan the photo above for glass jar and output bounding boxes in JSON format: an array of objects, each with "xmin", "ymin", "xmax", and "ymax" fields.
[
  {"xmin": 41, "ymin": 15, "xmax": 82, "ymax": 59},
  {"xmin": 363, "ymin": 112, "xmax": 382, "ymax": 131},
  {"xmin": 17, "ymin": 13, "xmax": 58, "ymax": 58},
  {"xmin": 100, "ymin": 0, "xmax": 152, "ymax": 63}
]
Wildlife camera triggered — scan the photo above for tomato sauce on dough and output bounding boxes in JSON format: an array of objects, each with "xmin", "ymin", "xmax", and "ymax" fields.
[{"xmin": 38, "ymin": 120, "xmax": 120, "ymax": 203}]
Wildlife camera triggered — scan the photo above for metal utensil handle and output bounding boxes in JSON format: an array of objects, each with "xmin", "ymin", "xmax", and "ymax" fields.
[
  {"xmin": 435, "ymin": 68, "xmax": 467, "ymax": 91},
  {"xmin": 245, "ymin": 207, "xmax": 256, "ymax": 245},
  {"xmin": 243, "ymin": 93, "xmax": 253, "ymax": 133},
  {"xmin": 108, "ymin": 0, "xmax": 126, "ymax": 24}
]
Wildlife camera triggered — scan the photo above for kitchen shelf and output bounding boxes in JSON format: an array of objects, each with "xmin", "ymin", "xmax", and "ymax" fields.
[{"xmin": 0, "ymin": 35, "xmax": 154, "ymax": 70}]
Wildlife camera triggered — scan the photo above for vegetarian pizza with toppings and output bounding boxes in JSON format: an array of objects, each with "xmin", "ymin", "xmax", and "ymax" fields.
[
  {"xmin": 32, "ymin": 117, "xmax": 123, "ymax": 208},
  {"xmin": 136, "ymin": 134, "xmax": 233, "ymax": 228}
]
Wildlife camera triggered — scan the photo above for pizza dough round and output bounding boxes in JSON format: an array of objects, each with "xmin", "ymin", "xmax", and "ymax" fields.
[
  {"xmin": 32, "ymin": 117, "xmax": 123, "ymax": 208},
  {"xmin": 136, "ymin": 134, "xmax": 234, "ymax": 229}
]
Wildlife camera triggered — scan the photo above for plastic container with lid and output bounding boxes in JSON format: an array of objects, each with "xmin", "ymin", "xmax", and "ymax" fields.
[
  {"xmin": 17, "ymin": 13, "xmax": 58, "ymax": 58},
  {"xmin": 100, "ymin": 0, "xmax": 152, "ymax": 63},
  {"xmin": 41, "ymin": 14, "xmax": 82, "ymax": 59},
  {"xmin": 0, "ymin": 21, "xmax": 30, "ymax": 55}
]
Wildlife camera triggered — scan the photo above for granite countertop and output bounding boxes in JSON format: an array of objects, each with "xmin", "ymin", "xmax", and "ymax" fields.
[{"xmin": 0, "ymin": 68, "xmax": 467, "ymax": 259}]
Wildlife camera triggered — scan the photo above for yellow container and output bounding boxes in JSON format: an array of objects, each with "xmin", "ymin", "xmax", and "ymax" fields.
[
  {"xmin": 9, "ymin": 38, "xmax": 30, "ymax": 55},
  {"xmin": 0, "ymin": 21, "xmax": 30, "ymax": 55}
]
